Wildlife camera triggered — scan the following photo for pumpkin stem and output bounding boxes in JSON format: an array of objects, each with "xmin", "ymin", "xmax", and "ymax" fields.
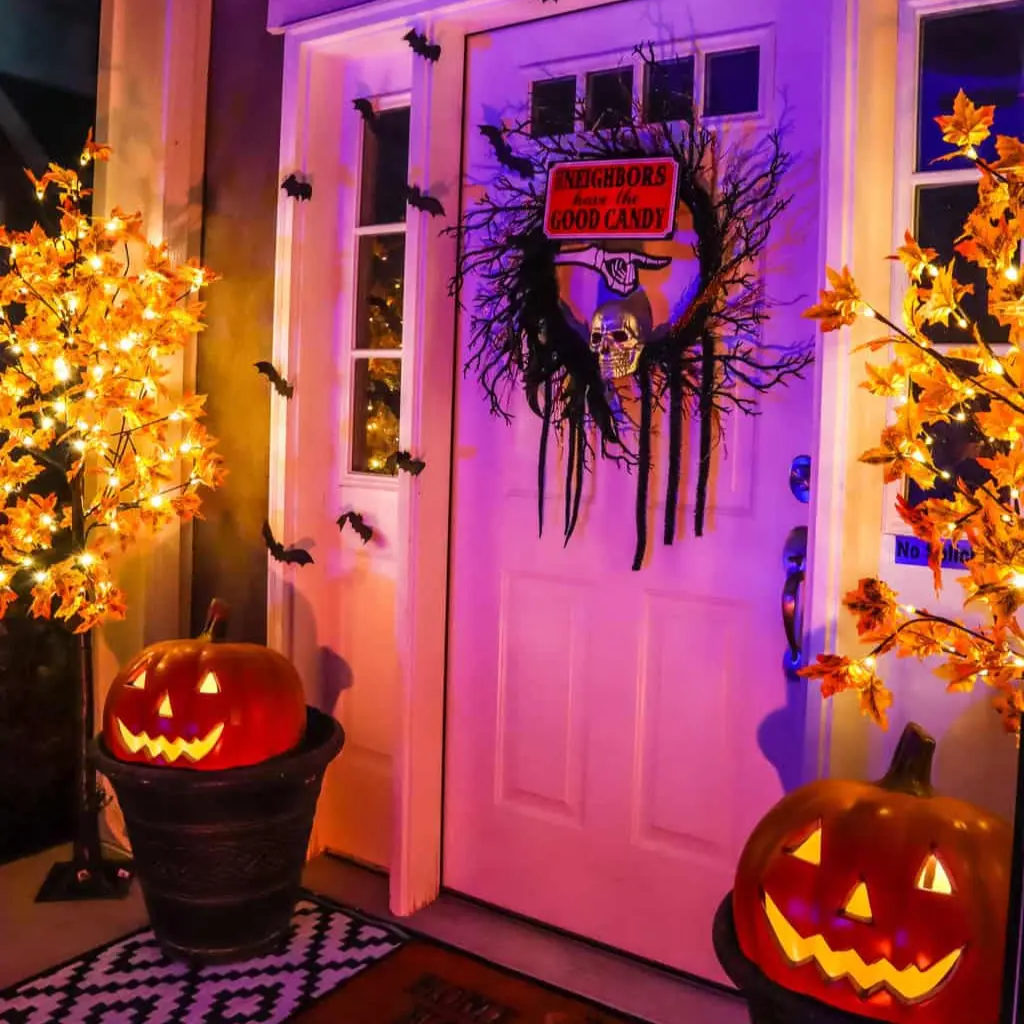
[
  {"xmin": 878, "ymin": 722, "xmax": 936, "ymax": 797},
  {"xmin": 200, "ymin": 598, "xmax": 230, "ymax": 641}
]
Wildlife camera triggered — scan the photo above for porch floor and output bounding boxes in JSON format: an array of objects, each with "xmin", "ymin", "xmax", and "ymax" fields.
[{"xmin": 0, "ymin": 845, "xmax": 749, "ymax": 1024}]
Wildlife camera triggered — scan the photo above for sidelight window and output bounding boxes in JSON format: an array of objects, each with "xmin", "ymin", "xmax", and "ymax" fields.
[{"xmin": 351, "ymin": 105, "xmax": 410, "ymax": 476}]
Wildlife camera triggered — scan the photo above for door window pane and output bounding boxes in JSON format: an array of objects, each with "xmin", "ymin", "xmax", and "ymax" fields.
[
  {"xmin": 531, "ymin": 77, "xmax": 577, "ymax": 138},
  {"xmin": 359, "ymin": 107, "xmax": 411, "ymax": 226},
  {"xmin": 704, "ymin": 47, "xmax": 760, "ymax": 116},
  {"xmin": 914, "ymin": 183, "xmax": 1009, "ymax": 344},
  {"xmin": 644, "ymin": 57, "xmax": 695, "ymax": 123},
  {"xmin": 585, "ymin": 68, "xmax": 633, "ymax": 130},
  {"xmin": 917, "ymin": 3, "xmax": 1024, "ymax": 171},
  {"xmin": 352, "ymin": 358, "xmax": 401, "ymax": 475},
  {"xmin": 354, "ymin": 234, "xmax": 405, "ymax": 351}
]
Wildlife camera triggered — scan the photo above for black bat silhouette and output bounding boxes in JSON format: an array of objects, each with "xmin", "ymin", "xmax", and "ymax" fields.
[
  {"xmin": 403, "ymin": 29, "xmax": 441, "ymax": 62},
  {"xmin": 353, "ymin": 98, "xmax": 378, "ymax": 133},
  {"xmin": 254, "ymin": 361, "xmax": 294, "ymax": 398},
  {"xmin": 262, "ymin": 521, "xmax": 314, "ymax": 566},
  {"xmin": 396, "ymin": 451, "xmax": 426, "ymax": 476},
  {"xmin": 337, "ymin": 510, "xmax": 374, "ymax": 544},
  {"xmin": 280, "ymin": 173, "xmax": 312, "ymax": 201},
  {"xmin": 404, "ymin": 184, "xmax": 446, "ymax": 218},
  {"xmin": 479, "ymin": 125, "xmax": 535, "ymax": 179}
]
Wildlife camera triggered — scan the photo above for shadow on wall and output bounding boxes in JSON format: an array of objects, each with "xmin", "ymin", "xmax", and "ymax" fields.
[
  {"xmin": 939, "ymin": 697, "xmax": 1018, "ymax": 818},
  {"xmin": 757, "ymin": 673, "xmax": 809, "ymax": 796}
]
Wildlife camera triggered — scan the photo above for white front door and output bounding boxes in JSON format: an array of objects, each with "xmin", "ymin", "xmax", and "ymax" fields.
[{"xmin": 444, "ymin": 0, "xmax": 828, "ymax": 983}]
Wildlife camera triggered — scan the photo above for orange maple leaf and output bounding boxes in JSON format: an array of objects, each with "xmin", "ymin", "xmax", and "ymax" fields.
[
  {"xmin": 81, "ymin": 128, "xmax": 112, "ymax": 165},
  {"xmin": 934, "ymin": 89, "xmax": 995, "ymax": 157},
  {"xmin": 804, "ymin": 266, "xmax": 863, "ymax": 332},
  {"xmin": 918, "ymin": 260, "xmax": 974, "ymax": 326},
  {"xmin": 889, "ymin": 231, "xmax": 939, "ymax": 281},
  {"xmin": 895, "ymin": 493, "xmax": 944, "ymax": 592},
  {"xmin": 843, "ymin": 577, "xmax": 901, "ymax": 639},
  {"xmin": 993, "ymin": 135, "xmax": 1024, "ymax": 172}
]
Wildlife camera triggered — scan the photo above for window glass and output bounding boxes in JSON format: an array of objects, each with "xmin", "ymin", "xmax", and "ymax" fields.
[
  {"xmin": 914, "ymin": 183, "xmax": 1008, "ymax": 344},
  {"xmin": 644, "ymin": 57, "xmax": 695, "ymax": 123},
  {"xmin": 585, "ymin": 68, "xmax": 633, "ymax": 130},
  {"xmin": 354, "ymin": 234, "xmax": 405, "ymax": 351},
  {"xmin": 352, "ymin": 358, "xmax": 402, "ymax": 475},
  {"xmin": 531, "ymin": 77, "xmax": 576, "ymax": 138},
  {"xmin": 917, "ymin": 3, "xmax": 1024, "ymax": 171},
  {"xmin": 359, "ymin": 107, "xmax": 411, "ymax": 226},
  {"xmin": 704, "ymin": 47, "xmax": 760, "ymax": 117}
]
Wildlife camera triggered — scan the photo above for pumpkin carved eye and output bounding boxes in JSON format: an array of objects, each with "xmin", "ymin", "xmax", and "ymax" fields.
[
  {"xmin": 198, "ymin": 671, "xmax": 220, "ymax": 695},
  {"xmin": 129, "ymin": 669, "xmax": 147, "ymax": 690},
  {"xmin": 787, "ymin": 824, "xmax": 822, "ymax": 866},
  {"xmin": 916, "ymin": 852, "xmax": 954, "ymax": 895}
]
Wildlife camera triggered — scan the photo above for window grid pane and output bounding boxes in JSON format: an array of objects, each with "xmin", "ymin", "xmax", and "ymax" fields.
[
  {"xmin": 531, "ymin": 77, "xmax": 577, "ymax": 138},
  {"xmin": 351, "ymin": 358, "xmax": 402, "ymax": 475},
  {"xmin": 585, "ymin": 68, "xmax": 633, "ymax": 130},
  {"xmin": 359, "ymin": 107, "xmax": 412, "ymax": 226},
  {"xmin": 916, "ymin": 3, "xmax": 1024, "ymax": 171},
  {"xmin": 644, "ymin": 57, "xmax": 695, "ymax": 123},
  {"xmin": 704, "ymin": 47, "xmax": 760, "ymax": 117},
  {"xmin": 354, "ymin": 234, "xmax": 405, "ymax": 352}
]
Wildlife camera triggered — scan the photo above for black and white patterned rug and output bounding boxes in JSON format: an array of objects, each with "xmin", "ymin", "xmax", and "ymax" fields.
[{"xmin": 0, "ymin": 893, "xmax": 407, "ymax": 1023}]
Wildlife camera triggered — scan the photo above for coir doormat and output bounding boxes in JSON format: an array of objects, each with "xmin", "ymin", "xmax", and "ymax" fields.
[{"xmin": 0, "ymin": 892, "xmax": 643, "ymax": 1023}]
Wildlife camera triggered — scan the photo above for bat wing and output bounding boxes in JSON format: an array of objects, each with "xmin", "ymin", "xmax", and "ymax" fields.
[
  {"xmin": 405, "ymin": 186, "xmax": 446, "ymax": 218},
  {"xmin": 254, "ymin": 361, "xmax": 294, "ymax": 397},
  {"xmin": 510, "ymin": 154, "xmax": 535, "ymax": 179},
  {"xmin": 262, "ymin": 520, "xmax": 284, "ymax": 559},
  {"xmin": 284, "ymin": 548, "xmax": 314, "ymax": 566},
  {"xmin": 396, "ymin": 451, "xmax": 426, "ymax": 476}
]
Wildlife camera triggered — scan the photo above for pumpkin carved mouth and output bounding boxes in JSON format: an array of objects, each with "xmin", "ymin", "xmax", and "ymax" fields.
[
  {"xmin": 763, "ymin": 891, "xmax": 962, "ymax": 1002},
  {"xmin": 115, "ymin": 719, "xmax": 225, "ymax": 764}
]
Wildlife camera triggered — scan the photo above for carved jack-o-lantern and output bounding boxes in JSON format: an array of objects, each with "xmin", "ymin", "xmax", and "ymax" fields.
[
  {"xmin": 733, "ymin": 723, "xmax": 1011, "ymax": 1024},
  {"xmin": 102, "ymin": 600, "xmax": 306, "ymax": 771}
]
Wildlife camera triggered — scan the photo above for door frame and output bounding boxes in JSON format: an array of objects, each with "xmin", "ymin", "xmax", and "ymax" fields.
[{"xmin": 267, "ymin": 0, "xmax": 865, "ymax": 916}]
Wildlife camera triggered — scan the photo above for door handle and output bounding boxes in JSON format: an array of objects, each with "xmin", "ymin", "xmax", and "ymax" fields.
[{"xmin": 782, "ymin": 526, "xmax": 808, "ymax": 677}]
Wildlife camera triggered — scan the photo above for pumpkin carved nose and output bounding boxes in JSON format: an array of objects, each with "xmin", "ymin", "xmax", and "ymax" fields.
[
  {"xmin": 843, "ymin": 881, "xmax": 873, "ymax": 924},
  {"xmin": 157, "ymin": 692, "xmax": 173, "ymax": 718}
]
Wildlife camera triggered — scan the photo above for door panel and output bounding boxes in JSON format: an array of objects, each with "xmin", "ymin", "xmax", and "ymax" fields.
[{"xmin": 445, "ymin": 0, "xmax": 827, "ymax": 981}]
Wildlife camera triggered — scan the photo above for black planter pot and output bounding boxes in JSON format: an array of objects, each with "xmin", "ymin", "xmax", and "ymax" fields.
[
  {"xmin": 91, "ymin": 706, "xmax": 344, "ymax": 964},
  {"xmin": 713, "ymin": 893, "xmax": 890, "ymax": 1024}
]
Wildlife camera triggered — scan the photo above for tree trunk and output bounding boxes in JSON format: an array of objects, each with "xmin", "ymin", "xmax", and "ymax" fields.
[
  {"xmin": 69, "ymin": 471, "xmax": 102, "ymax": 876},
  {"xmin": 71, "ymin": 627, "xmax": 102, "ymax": 874}
]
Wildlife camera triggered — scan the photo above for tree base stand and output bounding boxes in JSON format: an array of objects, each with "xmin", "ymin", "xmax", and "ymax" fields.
[
  {"xmin": 91, "ymin": 707, "xmax": 344, "ymax": 965},
  {"xmin": 713, "ymin": 893, "xmax": 890, "ymax": 1024},
  {"xmin": 35, "ymin": 857, "xmax": 134, "ymax": 903}
]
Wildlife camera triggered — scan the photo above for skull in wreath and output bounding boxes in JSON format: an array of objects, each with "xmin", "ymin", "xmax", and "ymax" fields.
[{"xmin": 589, "ymin": 295, "xmax": 653, "ymax": 380}]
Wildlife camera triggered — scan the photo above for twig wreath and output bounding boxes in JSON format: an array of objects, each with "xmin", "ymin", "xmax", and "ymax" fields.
[{"xmin": 449, "ymin": 50, "xmax": 812, "ymax": 569}]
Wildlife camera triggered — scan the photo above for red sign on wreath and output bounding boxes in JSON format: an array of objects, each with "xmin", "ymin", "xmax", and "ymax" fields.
[{"xmin": 543, "ymin": 157, "xmax": 679, "ymax": 241}]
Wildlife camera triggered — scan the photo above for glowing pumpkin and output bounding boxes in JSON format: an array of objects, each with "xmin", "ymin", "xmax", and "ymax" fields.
[
  {"xmin": 733, "ymin": 723, "xmax": 1011, "ymax": 1024},
  {"xmin": 102, "ymin": 600, "xmax": 306, "ymax": 771}
]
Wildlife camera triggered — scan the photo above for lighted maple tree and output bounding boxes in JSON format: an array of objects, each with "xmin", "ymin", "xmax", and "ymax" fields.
[
  {"xmin": 0, "ymin": 136, "xmax": 223, "ymax": 632},
  {"xmin": 0, "ymin": 135, "xmax": 223, "ymax": 896},
  {"xmin": 801, "ymin": 91, "xmax": 1024, "ymax": 740}
]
